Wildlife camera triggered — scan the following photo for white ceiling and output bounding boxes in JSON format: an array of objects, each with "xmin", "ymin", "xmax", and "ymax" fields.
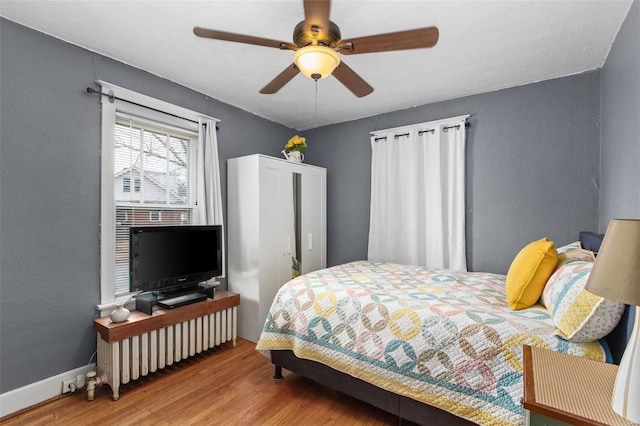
[{"xmin": 0, "ymin": 1, "xmax": 632, "ymax": 130}]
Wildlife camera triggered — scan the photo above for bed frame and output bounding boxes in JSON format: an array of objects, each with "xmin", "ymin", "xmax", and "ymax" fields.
[
  {"xmin": 271, "ymin": 349, "xmax": 475, "ymax": 425},
  {"xmin": 269, "ymin": 232, "xmax": 634, "ymax": 425}
]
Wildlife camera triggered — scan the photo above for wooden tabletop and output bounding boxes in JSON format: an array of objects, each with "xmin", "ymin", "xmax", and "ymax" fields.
[
  {"xmin": 523, "ymin": 345, "xmax": 634, "ymax": 426},
  {"xmin": 94, "ymin": 290, "xmax": 239, "ymax": 343}
]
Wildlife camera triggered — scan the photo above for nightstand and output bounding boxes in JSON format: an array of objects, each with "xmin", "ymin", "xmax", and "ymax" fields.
[{"xmin": 523, "ymin": 345, "xmax": 636, "ymax": 426}]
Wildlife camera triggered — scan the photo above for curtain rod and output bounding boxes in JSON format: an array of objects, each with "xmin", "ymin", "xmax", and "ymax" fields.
[
  {"xmin": 373, "ymin": 122, "xmax": 469, "ymax": 142},
  {"xmin": 86, "ymin": 87, "xmax": 219, "ymax": 131}
]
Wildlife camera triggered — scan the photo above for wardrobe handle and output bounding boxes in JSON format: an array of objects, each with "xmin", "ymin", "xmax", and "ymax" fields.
[
  {"xmin": 287, "ymin": 235, "xmax": 291, "ymax": 255},
  {"xmin": 308, "ymin": 233, "xmax": 313, "ymax": 251}
]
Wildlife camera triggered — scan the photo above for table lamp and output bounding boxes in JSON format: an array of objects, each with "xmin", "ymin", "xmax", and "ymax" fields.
[{"xmin": 585, "ymin": 219, "xmax": 640, "ymax": 423}]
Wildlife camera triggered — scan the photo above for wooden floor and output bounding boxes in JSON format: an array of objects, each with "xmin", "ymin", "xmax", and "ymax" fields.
[{"xmin": 2, "ymin": 338, "xmax": 405, "ymax": 425}]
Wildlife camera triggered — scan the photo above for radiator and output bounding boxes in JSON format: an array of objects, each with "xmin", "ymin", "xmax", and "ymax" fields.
[{"xmin": 96, "ymin": 305, "xmax": 237, "ymax": 401}]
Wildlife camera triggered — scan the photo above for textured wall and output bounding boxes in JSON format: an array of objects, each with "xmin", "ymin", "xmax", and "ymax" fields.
[
  {"xmin": 598, "ymin": 0, "xmax": 639, "ymax": 353},
  {"xmin": 306, "ymin": 72, "xmax": 601, "ymax": 274},
  {"xmin": 599, "ymin": 0, "xmax": 640, "ymax": 229},
  {"xmin": 0, "ymin": 18, "xmax": 291, "ymax": 393}
]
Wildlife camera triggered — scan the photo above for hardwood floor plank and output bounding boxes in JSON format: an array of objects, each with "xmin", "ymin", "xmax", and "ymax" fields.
[{"xmin": 1, "ymin": 338, "xmax": 403, "ymax": 425}]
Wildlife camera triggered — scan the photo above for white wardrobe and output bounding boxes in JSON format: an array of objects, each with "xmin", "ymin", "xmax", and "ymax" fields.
[{"xmin": 227, "ymin": 154, "xmax": 326, "ymax": 342}]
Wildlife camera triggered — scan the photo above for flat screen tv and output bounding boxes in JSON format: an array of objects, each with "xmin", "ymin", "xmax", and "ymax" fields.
[{"xmin": 129, "ymin": 225, "xmax": 222, "ymax": 294}]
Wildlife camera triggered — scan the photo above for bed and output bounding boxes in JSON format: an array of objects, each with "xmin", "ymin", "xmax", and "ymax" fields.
[{"xmin": 255, "ymin": 235, "xmax": 630, "ymax": 425}]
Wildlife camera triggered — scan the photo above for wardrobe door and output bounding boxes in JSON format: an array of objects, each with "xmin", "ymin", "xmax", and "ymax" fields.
[
  {"xmin": 228, "ymin": 155, "xmax": 261, "ymax": 342},
  {"xmin": 301, "ymin": 167, "xmax": 326, "ymax": 274},
  {"xmin": 278, "ymin": 162, "xmax": 297, "ymax": 286},
  {"xmin": 258, "ymin": 159, "xmax": 294, "ymax": 339}
]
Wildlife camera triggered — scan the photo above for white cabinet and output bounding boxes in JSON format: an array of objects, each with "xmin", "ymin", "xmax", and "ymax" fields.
[{"xmin": 227, "ymin": 154, "xmax": 326, "ymax": 342}]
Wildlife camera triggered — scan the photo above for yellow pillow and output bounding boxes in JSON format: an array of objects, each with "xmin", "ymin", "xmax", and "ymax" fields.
[{"xmin": 506, "ymin": 238, "xmax": 558, "ymax": 310}]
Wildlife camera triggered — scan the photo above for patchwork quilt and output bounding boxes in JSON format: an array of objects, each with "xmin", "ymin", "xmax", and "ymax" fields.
[{"xmin": 256, "ymin": 261, "xmax": 606, "ymax": 425}]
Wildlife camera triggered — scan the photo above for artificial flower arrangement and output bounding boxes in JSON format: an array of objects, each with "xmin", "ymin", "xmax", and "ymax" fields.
[{"xmin": 285, "ymin": 135, "xmax": 307, "ymax": 153}]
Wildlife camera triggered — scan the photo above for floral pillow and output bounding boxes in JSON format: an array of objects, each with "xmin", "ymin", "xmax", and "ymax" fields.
[
  {"xmin": 555, "ymin": 242, "xmax": 596, "ymax": 265},
  {"xmin": 556, "ymin": 241, "xmax": 581, "ymax": 255},
  {"xmin": 542, "ymin": 260, "xmax": 625, "ymax": 342}
]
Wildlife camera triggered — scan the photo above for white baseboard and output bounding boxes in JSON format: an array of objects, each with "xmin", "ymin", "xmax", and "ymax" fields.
[{"xmin": 0, "ymin": 364, "xmax": 95, "ymax": 418}]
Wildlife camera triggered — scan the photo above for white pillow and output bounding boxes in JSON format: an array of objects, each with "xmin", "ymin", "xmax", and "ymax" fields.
[{"xmin": 542, "ymin": 260, "xmax": 625, "ymax": 342}]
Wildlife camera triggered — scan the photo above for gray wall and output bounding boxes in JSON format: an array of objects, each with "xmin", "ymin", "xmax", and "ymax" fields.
[
  {"xmin": 0, "ymin": 18, "xmax": 292, "ymax": 393},
  {"xmin": 599, "ymin": 0, "xmax": 639, "ymax": 351},
  {"xmin": 306, "ymin": 73, "xmax": 601, "ymax": 273},
  {"xmin": 600, "ymin": 0, "xmax": 640, "ymax": 229}
]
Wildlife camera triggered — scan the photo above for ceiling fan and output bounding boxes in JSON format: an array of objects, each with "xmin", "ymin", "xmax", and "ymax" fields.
[{"xmin": 193, "ymin": 0, "xmax": 439, "ymax": 97}]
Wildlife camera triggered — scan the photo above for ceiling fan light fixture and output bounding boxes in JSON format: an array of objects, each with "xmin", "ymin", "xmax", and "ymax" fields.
[{"xmin": 294, "ymin": 45, "xmax": 340, "ymax": 80}]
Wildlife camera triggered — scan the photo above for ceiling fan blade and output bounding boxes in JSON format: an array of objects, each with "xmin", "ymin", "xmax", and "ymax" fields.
[
  {"xmin": 303, "ymin": 0, "xmax": 331, "ymax": 35},
  {"xmin": 332, "ymin": 61, "xmax": 373, "ymax": 98},
  {"xmin": 260, "ymin": 64, "xmax": 300, "ymax": 94},
  {"xmin": 337, "ymin": 27, "xmax": 439, "ymax": 55},
  {"xmin": 193, "ymin": 27, "xmax": 297, "ymax": 50}
]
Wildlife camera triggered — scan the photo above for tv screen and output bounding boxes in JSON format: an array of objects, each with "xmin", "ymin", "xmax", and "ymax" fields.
[{"xmin": 129, "ymin": 225, "xmax": 222, "ymax": 294}]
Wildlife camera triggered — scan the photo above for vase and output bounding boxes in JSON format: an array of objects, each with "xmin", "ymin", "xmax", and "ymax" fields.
[
  {"xmin": 282, "ymin": 150, "xmax": 304, "ymax": 163},
  {"xmin": 110, "ymin": 303, "xmax": 130, "ymax": 323}
]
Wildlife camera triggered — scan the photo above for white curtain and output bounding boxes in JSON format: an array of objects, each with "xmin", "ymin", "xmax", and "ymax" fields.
[
  {"xmin": 198, "ymin": 119, "xmax": 225, "ymax": 276},
  {"xmin": 368, "ymin": 115, "xmax": 468, "ymax": 271}
]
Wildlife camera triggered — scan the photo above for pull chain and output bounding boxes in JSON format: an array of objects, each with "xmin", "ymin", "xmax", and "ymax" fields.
[{"xmin": 314, "ymin": 78, "xmax": 318, "ymax": 128}]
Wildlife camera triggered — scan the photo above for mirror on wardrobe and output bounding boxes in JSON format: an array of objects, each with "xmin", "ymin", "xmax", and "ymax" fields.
[{"xmin": 292, "ymin": 172, "xmax": 302, "ymax": 278}]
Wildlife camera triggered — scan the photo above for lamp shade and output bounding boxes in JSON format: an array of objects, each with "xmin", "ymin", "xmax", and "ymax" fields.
[
  {"xmin": 294, "ymin": 45, "xmax": 340, "ymax": 80},
  {"xmin": 585, "ymin": 219, "xmax": 640, "ymax": 305},
  {"xmin": 585, "ymin": 218, "xmax": 640, "ymax": 423}
]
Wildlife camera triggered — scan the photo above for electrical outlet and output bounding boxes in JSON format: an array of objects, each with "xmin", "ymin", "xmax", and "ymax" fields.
[{"xmin": 62, "ymin": 378, "xmax": 76, "ymax": 394}]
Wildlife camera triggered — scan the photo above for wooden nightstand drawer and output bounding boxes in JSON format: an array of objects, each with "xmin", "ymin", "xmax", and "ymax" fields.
[{"xmin": 527, "ymin": 410, "xmax": 572, "ymax": 426}]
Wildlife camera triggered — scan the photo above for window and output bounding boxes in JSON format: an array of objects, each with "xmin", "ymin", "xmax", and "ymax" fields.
[
  {"xmin": 99, "ymin": 82, "xmax": 219, "ymax": 304},
  {"xmin": 122, "ymin": 177, "xmax": 141, "ymax": 193},
  {"xmin": 116, "ymin": 210, "xmax": 129, "ymax": 225},
  {"xmin": 111, "ymin": 116, "xmax": 199, "ymax": 296},
  {"xmin": 368, "ymin": 115, "xmax": 469, "ymax": 271}
]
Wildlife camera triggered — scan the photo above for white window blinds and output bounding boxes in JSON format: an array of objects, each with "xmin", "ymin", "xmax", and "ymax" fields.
[{"xmin": 112, "ymin": 115, "xmax": 200, "ymax": 296}]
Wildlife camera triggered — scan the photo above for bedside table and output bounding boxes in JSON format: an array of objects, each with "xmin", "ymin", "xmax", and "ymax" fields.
[{"xmin": 522, "ymin": 345, "xmax": 636, "ymax": 426}]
